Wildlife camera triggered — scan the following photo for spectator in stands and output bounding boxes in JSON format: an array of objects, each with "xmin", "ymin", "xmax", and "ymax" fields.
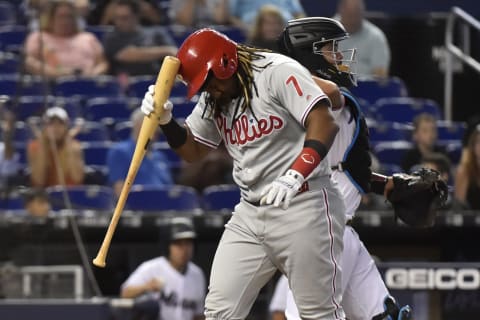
[
  {"xmin": 103, "ymin": 0, "xmax": 177, "ymax": 77},
  {"xmin": 27, "ymin": 107, "xmax": 85, "ymax": 188},
  {"xmin": 25, "ymin": 0, "xmax": 91, "ymax": 30},
  {"xmin": 23, "ymin": 188, "xmax": 51, "ymax": 217},
  {"xmin": 169, "ymin": 0, "xmax": 229, "ymax": 27},
  {"xmin": 269, "ymin": 275, "xmax": 288, "ymax": 320},
  {"xmin": 177, "ymin": 143, "xmax": 233, "ymax": 193},
  {"xmin": 24, "ymin": 0, "xmax": 108, "ymax": 79},
  {"xmin": 121, "ymin": 217, "xmax": 206, "ymax": 320},
  {"xmin": 454, "ymin": 126, "xmax": 480, "ymax": 210},
  {"xmin": 0, "ymin": 110, "xmax": 20, "ymax": 191},
  {"xmin": 400, "ymin": 113, "xmax": 448, "ymax": 173},
  {"xmin": 88, "ymin": 0, "xmax": 165, "ymax": 26},
  {"xmin": 335, "ymin": 0, "xmax": 391, "ymax": 78},
  {"xmin": 246, "ymin": 4, "xmax": 286, "ymax": 52},
  {"xmin": 228, "ymin": 0, "xmax": 305, "ymax": 33},
  {"xmin": 107, "ymin": 108, "xmax": 173, "ymax": 198}
]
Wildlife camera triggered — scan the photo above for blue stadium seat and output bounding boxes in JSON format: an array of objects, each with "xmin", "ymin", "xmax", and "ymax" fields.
[
  {"xmin": 202, "ymin": 184, "xmax": 240, "ymax": 212},
  {"xmin": 368, "ymin": 121, "xmax": 411, "ymax": 145},
  {"xmin": 0, "ymin": 2, "xmax": 16, "ymax": 27},
  {"xmin": 10, "ymin": 95, "xmax": 54, "ymax": 121},
  {"xmin": 0, "ymin": 25, "xmax": 27, "ymax": 53},
  {"xmin": 373, "ymin": 141, "xmax": 413, "ymax": 166},
  {"xmin": 128, "ymin": 76, "xmax": 187, "ymax": 99},
  {"xmin": 213, "ymin": 25, "xmax": 246, "ymax": 44},
  {"xmin": 166, "ymin": 25, "xmax": 194, "ymax": 47},
  {"xmin": 373, "ymin": 97, "xmax": 442, "ymax": 123},
  {"xmin": 82, "ymin": 141, "xmax": 112, "ymax": 166},
  {"xmin": 85, "ymin": 97, "xmax": 138, "ymax": 124},
  {"xmin": 172, "ymin": 100, "xmax": 195, "ymax": 119},
  {"xmin": 0, "ymin": 74, "xmax": 47, "ymax": 96},
  {"xmin": 85, "ymin": 25, "xmax": 114, "ymax": 42},
  {"xmin": 380, "ymin": 163, "xmax": 403, "ymax": 176},
  {"xmin": 127, "ymin": 75, "xmax": 155, "ymax": 98},
  {"xmin": 46, "ymin": 185, "xmax": 115, "ymax": 211},
  {"xmin": 126, "ymin": 185, "xmax": 201, "ymax": 212},
  {"xmin": 445, "ymin": 141, "xmax": 463, "ymax": 165},
  {"xmin": 112, "ymin": 121, "xmax": 132, "ymax": 141},
  {"xmin": 0, "ymin": 51, "xmax": 19, "ymax": 73},
  {"xmin": 436, "ymin": 120, "xmax": 466, "ymax": 142},
  {"xmin": 74, "ymin": 121, "xmax": 110, "ymax": 142},
  {"xmin": 14, "ymin": 142, "xmax": 27, "ymax": 165},
  {"xmin": 152, "ymin": 142, "xmax": 181, "ymax": 170},
  {"xmin": 349, "ymin": 76, "xmax": 408, "ymax": 105},
  {"xmin": 0, "ymin": 121, "xmax": 31, "ymax": 144},
  {"xmin": 10, "ymin": 95, "xmax": 82, "ymax": 121},
  {"xmin": 0, "ymin": 192, "xmax": 23, "ymax": 210},
  {"xmin": 54, "ymin": 76, "xmax": 122, "ymax": 100}
]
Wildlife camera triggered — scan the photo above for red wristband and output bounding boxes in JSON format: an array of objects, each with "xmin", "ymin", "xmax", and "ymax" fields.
[{"xmin": 291, "ymin": 147, "xmax": 322, "ymax": 178}]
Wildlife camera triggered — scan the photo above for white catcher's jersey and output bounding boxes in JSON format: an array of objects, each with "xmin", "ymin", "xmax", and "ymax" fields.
[
  {"xmin": 121, "ymin": 256, "xmax": 206, "ymax": 320},
  {"xmin": 185, "ymin": 52, "xmax": 332, "ymax": 202},
  {"xmin": 327, "ymin": 106, "xmax": 361, "ymax": 219}
]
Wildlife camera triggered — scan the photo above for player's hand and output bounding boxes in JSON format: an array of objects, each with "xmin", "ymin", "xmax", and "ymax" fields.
[
  {"xmin": 260, "ymin": 169, "xmax": 305, "ymax": 209},
  {"xmin": 144, "ymin": 277, "xmax": 164, "ymax": 293},
  {"xmin": 141, "ymin": 84, "xmax": 173, "ymax": 125}
]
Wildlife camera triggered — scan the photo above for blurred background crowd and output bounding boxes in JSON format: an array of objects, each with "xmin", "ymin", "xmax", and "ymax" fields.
[{"xmin": 0, "ymin": 0, "xmax": 479, "ymax": 319}]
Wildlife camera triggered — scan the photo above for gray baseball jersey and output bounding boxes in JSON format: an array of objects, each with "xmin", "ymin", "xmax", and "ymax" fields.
[
  {"xmin": 185, "ymin": 52, "xmax": 332, "ymax": 203},
  {"xmin": 185, "ymin": 52, "xmax": 346, "ymax": 320}
]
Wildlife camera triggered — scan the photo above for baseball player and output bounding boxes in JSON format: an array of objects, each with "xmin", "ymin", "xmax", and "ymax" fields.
[
  {"xmin": 141, "ymin": 28, "xmax": 347, "ymax": 319},
  {"xmin": 277, "ymin": 17, "xmax": 412, "ymax": 320},
  {"xmin": 121, "ymin": 217, "xmax": 206, "ymax": 320}
]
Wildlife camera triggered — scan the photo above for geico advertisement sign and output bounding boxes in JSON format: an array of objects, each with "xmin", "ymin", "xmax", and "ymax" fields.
[{"xmin": 385, "ymin": 268, "xmax": 480, "ymax": 290}]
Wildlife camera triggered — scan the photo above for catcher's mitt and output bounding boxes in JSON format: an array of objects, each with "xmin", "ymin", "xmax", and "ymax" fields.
[{"xmin": 387, "ymin": 168, "xmax": 448, "ymax": 227}]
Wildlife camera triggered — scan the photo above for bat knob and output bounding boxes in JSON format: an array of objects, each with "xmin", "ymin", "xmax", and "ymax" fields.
[{"xmin": 93, "ymin": 257, "xmax": 106, "ymax": 268}]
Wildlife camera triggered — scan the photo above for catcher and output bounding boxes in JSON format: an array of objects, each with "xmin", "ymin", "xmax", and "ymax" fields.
[{"xmin": 278, "ymin": 17, "xmax": 448, "ymax": 320}]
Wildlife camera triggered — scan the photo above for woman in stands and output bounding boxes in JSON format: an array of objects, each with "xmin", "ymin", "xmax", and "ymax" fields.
[
  {"xmin": 24, "ymin": 0, "xmax": 108, "ymax": 79},
  {"xmin": 454, "ymin": 126, "xmax": 480, "ymax": 210}
]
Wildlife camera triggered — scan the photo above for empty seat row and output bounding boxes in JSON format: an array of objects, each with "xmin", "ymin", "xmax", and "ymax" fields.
[
  {"xmin": 368, "ymin": 120, "xmax": 466, "ymax": 144},
  {"xmin": 0, "ymin": 74, "xmax": 191, "ymax": 101},
  {"xmin": 3, "ymin": 95, "xmax": 196, "ymax": 125},
  {"xmin": 0, "ymin": 184, "xmax": 241, "ymax": 213}
]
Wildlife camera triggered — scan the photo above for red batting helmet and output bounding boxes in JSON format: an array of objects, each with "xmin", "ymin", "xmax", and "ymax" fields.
[{"xmin": 177, "ymin": 28, "xmax": 238, "ymax": 99}]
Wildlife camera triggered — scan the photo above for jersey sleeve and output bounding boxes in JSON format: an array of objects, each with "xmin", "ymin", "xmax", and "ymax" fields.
[
  {"xmin": 269, "ymin": 61, "xmax": 331, "ymax": 127},
  {"xmin": 121, "ymin": 261, "xmax": 154, "ymax": 290},
  {"xmin": 184, "ymin": 93, "xmax": 223, "ymax": 148}
]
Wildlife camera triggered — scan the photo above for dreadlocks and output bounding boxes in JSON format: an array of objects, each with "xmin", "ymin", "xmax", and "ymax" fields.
[{"xmin": 202, "ymin": 44, "xmax": 272, "ymax": 124}]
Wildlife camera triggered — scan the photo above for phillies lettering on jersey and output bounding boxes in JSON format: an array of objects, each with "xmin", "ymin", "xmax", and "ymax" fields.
[{"xmin": 216, "ymin": 114, "xmax": 284, "ymax": 145}]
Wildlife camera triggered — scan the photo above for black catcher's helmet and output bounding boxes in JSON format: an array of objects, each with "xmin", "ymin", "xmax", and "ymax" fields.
[{"xmin": 278, "ymin": 17, "xmax": 357, "ymax": 87}]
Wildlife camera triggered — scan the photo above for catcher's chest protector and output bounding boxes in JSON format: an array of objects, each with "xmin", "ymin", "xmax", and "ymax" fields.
[{"xmin": 333, "ymin": 88, "xmax": 372, "ymax": 194}]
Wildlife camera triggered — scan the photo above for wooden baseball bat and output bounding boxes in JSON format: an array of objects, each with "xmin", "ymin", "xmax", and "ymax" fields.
[{"xmin": 93, "ymin": 56, "xmax": 181, "ymax": 268}]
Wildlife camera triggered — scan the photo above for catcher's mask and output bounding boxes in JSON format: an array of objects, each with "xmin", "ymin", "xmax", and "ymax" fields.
[
  {"xmin": 278, "ymin": 17, "xmax": 357, "ymax": 88},
  {"xmin": 177, "ymin": 28, "xmax": 238, "ymax": 99}
]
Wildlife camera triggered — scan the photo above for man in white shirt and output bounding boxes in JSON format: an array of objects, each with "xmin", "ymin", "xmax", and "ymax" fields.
[{"xmin": 121, "ymin": 217, "xmax": 206, "ymax": 320}]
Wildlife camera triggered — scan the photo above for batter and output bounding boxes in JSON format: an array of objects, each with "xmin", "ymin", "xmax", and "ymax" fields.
[{"xmin": 141, "ymin": 28, "xmax": 346, "ymax": 320}]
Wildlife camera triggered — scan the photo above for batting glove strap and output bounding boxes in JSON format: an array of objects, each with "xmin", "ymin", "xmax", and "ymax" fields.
[{"xmin": 260, "ymin": 169, "xmax": 305, "ymax": 209}]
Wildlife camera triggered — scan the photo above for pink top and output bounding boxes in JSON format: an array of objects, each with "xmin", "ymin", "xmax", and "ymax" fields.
[{"xmin": 25, "ymin": 31, "xmax": 104, "ymax": 73}]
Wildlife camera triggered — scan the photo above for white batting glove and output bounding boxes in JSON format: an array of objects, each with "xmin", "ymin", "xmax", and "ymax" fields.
[
  {"xmin": 140, "ymin": 84, "xmax": 173, "ymax": 125},
  {"xmin": 260, "ymin": 169, "xmax": 305, "ymax": 209}
]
